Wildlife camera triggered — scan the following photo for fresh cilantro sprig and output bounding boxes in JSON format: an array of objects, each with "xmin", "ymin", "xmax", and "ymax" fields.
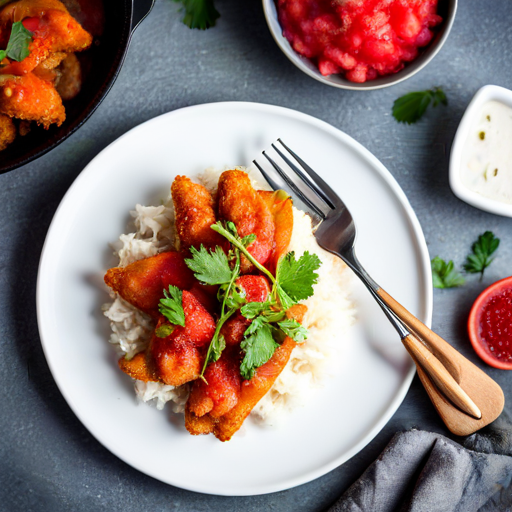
[
  {"xmin": 464, "ymin": 231, "xmax": 500, "ymax": 280},
  {"xmin": 392, "ymin": 88, "xmax": 447, "ymax": 124},
  {"xmin": 187, "ymin": 221, "xmax": 321, "ymax": 380},
  {"xmin": 0, "ymin": 21, "xmax": 33, "ymax": 63},
  {"xmin": 158, "ymin": 285, "xmax": 186, "ymax": 326},
  {"xmin": 431, "ymin": 257, "xmax": 465, "ymax": 289},
  {"xmin": 173, "ymin": 0, "xmax": 219, "ymax": 30}
]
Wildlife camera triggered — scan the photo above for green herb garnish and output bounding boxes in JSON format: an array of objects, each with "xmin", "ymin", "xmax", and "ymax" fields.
[
  {"xmin": 392, "ymin": 88, "xmax": 447, "ymax": 124},
  {"xmin": 173, "ymin": 0, "xmax": 219, "ymax": 30},
  {"xmin": 155, "ymin": 323, "xmax": 175, "ymax": 338},
  {"xmin": 431, "ymin": 257, "xmax": 465, "ymax": 289},
  {"xmin": 0, "ymin": 21, "xmax": 33, "ymax": 63},
  {"xmin": 187, "ymin": 221, "xmax": 321, "ymax": 380},
  {"xmin": 158, "ymin": 285, "xmax": 186, "ymax": 326},
  {"xmin": 464, "ymin": 231, "xmax": 500, "ymax": 280}
]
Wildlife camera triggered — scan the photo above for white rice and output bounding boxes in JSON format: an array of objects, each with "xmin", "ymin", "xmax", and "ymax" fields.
[{"xmin": 102, "ymin": 167, "xmax": 355, "ymax": 423}]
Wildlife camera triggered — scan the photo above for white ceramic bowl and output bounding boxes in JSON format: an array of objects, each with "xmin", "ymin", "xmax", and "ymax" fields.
[
  {"xmin": 262, "ymin": 0, "xmax": 457, "ymax": 91},
  {"xmin": 449, "ymin": 85, "xmax": 512, "ymax": 217}
]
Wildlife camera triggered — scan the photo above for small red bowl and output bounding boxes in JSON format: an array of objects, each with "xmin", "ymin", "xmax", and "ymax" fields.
[{"xmin": 468, "ymin": 276, "xmax": 512, "ymax": 370}]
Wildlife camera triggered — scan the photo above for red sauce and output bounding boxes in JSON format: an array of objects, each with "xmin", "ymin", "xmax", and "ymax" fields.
[
  {"xmin": 276, "ymin": 0, "xmax": 442, "ymax": 83},
  {"xmin": 478, "ymin": 288, "xmax": 512, "ymax": 362}
]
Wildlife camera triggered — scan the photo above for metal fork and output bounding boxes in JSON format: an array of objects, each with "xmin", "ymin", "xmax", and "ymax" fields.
[{"xmin": 254, "ymin": 139, "xmax": 505, "ymax": 435}]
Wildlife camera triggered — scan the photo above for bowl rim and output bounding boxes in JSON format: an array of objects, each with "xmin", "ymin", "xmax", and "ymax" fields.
[
  {"xmin": 261, "ymin": 0, "xmax": 458, "ymax": 91},
  {"xmin": 468, "ymin": 275, "xmax": 512, "ymax": 370},
  {"xmin": 449, "ymin": 84, "xmax": 512, "ymax": 217}
]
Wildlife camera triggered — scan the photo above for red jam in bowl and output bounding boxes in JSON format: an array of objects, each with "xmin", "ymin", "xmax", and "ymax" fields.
[
  {"xmin": 477, "ymin": 289, "xmax": 512, "ymax": 362},
  {"xmin": 468, "ymin": 276, "xmax": 512, "ymax": 369},
  {"xmin": 276, "ymin": 0, "xmax": 443, "ymax": 83}
]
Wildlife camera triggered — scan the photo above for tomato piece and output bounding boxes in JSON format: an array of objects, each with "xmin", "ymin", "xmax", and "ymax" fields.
[{"xmin": 22, "ymin": 17, "xmax": 40, "ymax": 33}]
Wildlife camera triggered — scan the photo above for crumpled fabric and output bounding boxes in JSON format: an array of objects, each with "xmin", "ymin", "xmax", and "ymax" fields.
[{"xmin": 329, "ymin": 429, "xmax": 512, "ymax": 512}]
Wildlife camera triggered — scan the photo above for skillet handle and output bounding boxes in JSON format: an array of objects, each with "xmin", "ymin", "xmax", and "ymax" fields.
[{"xmin": 132, "ymin": 0, "xmax": 155, "ymax": 33}]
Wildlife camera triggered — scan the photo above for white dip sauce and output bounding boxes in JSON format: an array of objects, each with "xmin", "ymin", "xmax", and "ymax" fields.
[{"xmin": 461, "ymin": 100, "xmax": 512, "ymax": 204}]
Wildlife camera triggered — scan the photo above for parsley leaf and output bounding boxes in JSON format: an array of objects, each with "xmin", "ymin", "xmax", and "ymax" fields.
[
  {"xmin": 173, "ymin": 0, "xmax": 219, "ymax": 30},
  {"xmin": 240, "ymin": 324, "xmax": 279, "ymax": 380},
  {"xmin": 207, "ymin": 333, "xmax": 226, "ymax": 366},
  {"xmin": 240, "ymin": 301, "xmax": 271, "ymax": 320},
  {"xmin": 464, "ymin": 231, "xmax": 500, "ymax": 279},
  {"xmin": 185, "ymin": 245, "xmax": 232, "ymax": 285},
  {"xmin": 392, "ymin": 88, "xmax": 447, "ymax": 124},
  {"xmin": 278, "ymin": 318, "xmax": 308, "ymax": 343},
  {"xmin": 0, "ymin": 21, "xmax": 33, "ymax": 62},
  {"xmin": 276, "ymin": 251, "xmax": 321, "ymax": 303},
  {"xmin": 431, "ymin": 257, "xmax": 465, "ymax": 289},
  {"xmin": 158, "ymin": 286, "xmax": 186, "ymax": 326}
]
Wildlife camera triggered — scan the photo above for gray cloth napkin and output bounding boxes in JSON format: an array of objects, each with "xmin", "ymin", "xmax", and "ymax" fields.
[{"xmin": 329, "ymin": 427, "xmax": 512, "ymax": 512}]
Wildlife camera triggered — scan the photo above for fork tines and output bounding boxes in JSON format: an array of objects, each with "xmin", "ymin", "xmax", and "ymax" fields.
[{"xmin": 253, "ymin": 139, "xmax": 336, "ymax": 222}]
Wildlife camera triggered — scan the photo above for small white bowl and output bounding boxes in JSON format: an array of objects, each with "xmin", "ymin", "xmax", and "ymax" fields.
[
  {"xmin": 262, "ymin": 0, "xmax": 457, "ymax": 91},
  {"xmin": 449, "ymin": 85, "xmax": 512, "ymax": 217}
]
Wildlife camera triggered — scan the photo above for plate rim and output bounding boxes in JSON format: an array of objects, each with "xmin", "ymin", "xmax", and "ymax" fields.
[{"xmin": 37, "ymin": 100, "xmax": 432, "ymax": 496}]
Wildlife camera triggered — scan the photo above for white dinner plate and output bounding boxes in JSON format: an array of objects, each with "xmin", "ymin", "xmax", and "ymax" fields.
[{"xmin": 37, "ymin": 102, "xmax": 432, "ymax": 496}]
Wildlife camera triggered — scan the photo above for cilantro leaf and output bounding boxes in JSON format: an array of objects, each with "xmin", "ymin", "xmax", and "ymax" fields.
[
  {"xmin": 243, "ymin": 315, "xmax": 269, "ymax": 337},
  {"xmin": 278, "ymin": 318, "xmax": 308, "ymax": 343},
  {"xmin": 276, "ymin": 251, "xmax": 321, "ymax": 303},
  {"xmin": 0, "ymin": 21, "xmax": 33, "ymax": 62},
  {"xmin": 185, "ymin": 245, "xmax": 232, "ymax": 285},
  {"xmin": 158, "ymin": 286, "xmax": 185, "ymax": 326},
  {"xmin": 206, "ymin": 333, "xmax": 226, "ymax": 367},
  {"xmin": 224, "ymin": 288, "xmax": 246, "ymax": 310},
  {"xmin": 276, "ymin": 283, "xmax": 296, "ymax": 310},
  {"xmin": 431, "ymin": 257, "xmax": 465, "ymax": 289},
  {"xmin": 173, "ymin": 0, "xmax": 219, "ymax": 30},
  {"xmin": 240, "ymin": 324, "xmax": 278, "ymax": 380},
  {"xmin": 240, "ymin": 301, "xmax": 271, "ymax": 320},
  {"xmin": 392, "ymin": 88, "xmax": 447, "ymax": 124},
  {"xmin": 464, "ymin": 231, "xmax": 500, "ymax": 279}
]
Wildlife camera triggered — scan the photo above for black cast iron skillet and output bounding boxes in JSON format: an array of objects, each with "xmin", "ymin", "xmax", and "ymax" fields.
[{"xmin": 0, "ymin": 0, "xmax": 155, "ymax": 175}]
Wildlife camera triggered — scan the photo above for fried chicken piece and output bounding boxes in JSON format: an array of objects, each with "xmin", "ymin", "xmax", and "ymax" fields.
[
  {"xmin": 0, "ymin": 72, "xmax": 65, "ymax": 128},
  {"xmin": 222, "ymin": 275, "xmax": 271, "ymax": 346},
  {"xmin": 258, "ymin": 190, "xmax": 294, "ymax": 273},
  {"xmin": 150, "ymin": 292, "xmax": 216, "ymax": 386},
  {"xmin": 54, "ymin": 52, "xmax": 81, "ymax": 100},
  {"xmin": 171, "ymin": 175, "xmax": 224, "ymax": 252},
  {"xmin": 187, "ymin": 348, "xmax": 242, "ymax": 419},
  {"xmin": 185, "ymin": 401, "xmax": 216, "ymax": 436},
  {"xmin": 214, "ymin": 304, "xmax": 307, "ymax": 442},
  {"xmin": 0, "ymin": 0, "xmax": 92, "ymax": 75},
  {"xmin": 0, "ymin": 113, "xmax": 16, "ymax": 150},
  {"xmin": 118, "ymin": 351, "xmax": 160, "ymax": 383},
  {"xmin": 218, "ymin": 170, "xmax": 275, "ymax": 273},
  {"xmin": 104, "ymin": 251, "xmax": 195, "ymax": 319},
  {"xmin": 151, "ymin": 329, "xmax": 202, "ymax": 387}
]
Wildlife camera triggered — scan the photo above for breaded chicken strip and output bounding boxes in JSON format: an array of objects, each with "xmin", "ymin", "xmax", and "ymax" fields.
[
  {"xmin": 187, "ymin": 348, "xmax": 242, "ymax": 419},
  {"xmin": 0, "ymin": 72, "xmax": 65, "ymax": 128},
  {"xmin": 185, "ymin": 401, "xmax": 216, "ymax": 436},
  {"xmin": 257, "ymin": 190, "xmax": 294, "ymax": 273},
  {"xmin": 0, "ymin": 0, "xmax": 92, "ymax": 75},
  {"xmin": 214, "ymin": 304, "xmax": 307, "ymax": 442},
  {"xmin": 118, "ymin": 351, "xmax": 160, "ymax": 383},
  {"xmin": 218, "ymin": 170, "xmax": 275, "ymax": 273},
  {"xmin": 0, "ymin": 113, "xmax": 16, "ymax": 150},
  {"xmin": 171, "ymin": 175, "xmax": 224, "ymax": 252},
  {"xmin": 104, "ymin": 251, "xmax": 195, "ymax": 319}
]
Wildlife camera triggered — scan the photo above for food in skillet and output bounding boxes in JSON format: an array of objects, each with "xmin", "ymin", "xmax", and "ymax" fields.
[
  {"xmin": 0, "ymin": 0, "xmax": 93, "ymax": 150},
  {"xmin": 103, "ymin": 167, "xmax": 355, "ymax": 441}
]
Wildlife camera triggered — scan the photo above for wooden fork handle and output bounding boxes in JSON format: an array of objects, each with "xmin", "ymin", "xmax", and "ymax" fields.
[
  {"xmin": 377, "ymin": 288, "xmax": 463, "ymax": 382},
  {"xmin": 402, "ymin": 334, "xmax": 481, "ymax": 419},
  {"xmin": 377, "ymin": 287, "xmax": 505, "ymax": 434}
]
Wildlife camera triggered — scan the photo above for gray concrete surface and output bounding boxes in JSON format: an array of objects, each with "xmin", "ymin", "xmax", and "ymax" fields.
[{"xmin": 1, "ymin": 0, "xmax": 512, "ymax": 510}]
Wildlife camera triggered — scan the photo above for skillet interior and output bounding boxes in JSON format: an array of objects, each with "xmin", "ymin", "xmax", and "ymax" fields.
[{"xmin": 0, "ymin": 0, "xmax": 132, "ymax": 174}]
